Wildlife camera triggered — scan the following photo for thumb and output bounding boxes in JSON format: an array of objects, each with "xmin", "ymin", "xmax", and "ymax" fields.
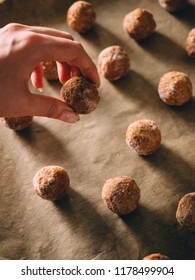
[{"xmin": 28, "ymin": 93, "xmax": 79, "ymax": 123}]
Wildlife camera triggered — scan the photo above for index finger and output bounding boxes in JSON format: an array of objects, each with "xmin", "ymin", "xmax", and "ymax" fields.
[{"xmin": 32, "ymin": 35, "xmax": 100, "ymax": 86}]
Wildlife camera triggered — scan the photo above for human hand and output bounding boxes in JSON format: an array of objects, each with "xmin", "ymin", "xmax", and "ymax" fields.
[{"xmin": 0, "ymin": 23, "xmax": 100, "ymax": 123}]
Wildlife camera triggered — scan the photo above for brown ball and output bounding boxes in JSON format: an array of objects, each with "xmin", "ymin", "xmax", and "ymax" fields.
[
  {"xmin": 67, "ymin": 1, "xmax": 96, "ymax": 33},
  {"xmin": 143, "ymin": 253, "xmax": 169, "ymax": 260},
  {"xmin": 33, "ymin": 166, "xmax": 70, "ymax": 201},
  {"xmin": 159, "ymin": 0, "xmax": 188, "ymax": 11},
  {"xmin": 186, "ymin": 28, "xmax": 195, "ymax": 58},
  {"xmin": 60, "ymin": 76, "xmax": 100, "ymax": 114},
  {"xmin": 102, "ymin": 176, "xmax": 141, "ymax": 215},
  {"xmin": 176, "ymin": 192, "xmax": 195, "ymax": 232},
  {"xmin": 0, "ymin": 116, "xmax": 33, "ymax": 131},
  {"xmin": 98, "ymin": 45, "xmax": 130, "ymax": 81},
  {"xmin": 126, "ymin": 119, "xmax": 161, "ymax": 156},
  {"xmin": 158, "ymin": 71, "xmax": 192, "ymax": 106},
  {"xmin": 123, "ymin": 8, "xmax": 156, "ymax": 40},
  {"xmin": 42, "ymin": 61, "xmax": 58, "ymax": 80}
]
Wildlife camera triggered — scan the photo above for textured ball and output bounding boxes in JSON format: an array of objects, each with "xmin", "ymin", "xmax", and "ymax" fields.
[
  {"xmin": 98, "ymin": 45, "xmax": 130, "ymax": 81},
  {"xmin": 60, "ymin": 76, "xmax": 100, "ymax": 114},
  {"xmin": 159, "ymin": 0, "xmax": 188, "ymax": 11},
  {"xmin": 158, "ymin": 71, "xmax": 192, "ymax": 106},
  {"xmin": 143, "ymin": 253, "xmax": 169, "ymax": 260},
  {"xmin": 67, "ymin": 1, "xmax": 96, "ymax": 33},
  {"xmin": 123, "ymin": 8, "xmax": 156, "ymax": 40},
  {"xmin": 176, "ymin": 192, "xmax": 195, "ymax": 232},
  {"xmin": 33, "ymin": 166, "xmax": 70, "ymax": 201},
  {"xmin": 102, "ymin": 176, "xmax": 141, "ymax": 215},
  {"xmin": 126, "ymin": 119, "xmax": 161, "ymax": 156},
  {"xmin": 0, "ymin": 116, "xmax": 33, "ymax": 131},
  {"xmin": 42, "ymin": 61, "xmax": 58, "ymax": 80},
  {"xmin": 186, "ymin": 28, "xmax": 195, "ymax": 58}
]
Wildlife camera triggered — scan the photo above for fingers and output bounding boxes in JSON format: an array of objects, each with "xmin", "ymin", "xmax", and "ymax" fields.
[
  {"xmin": 56, "ymin": 63, "xmax": 82, "ymax": 84},
  {"xmin": 64, "ymin": 41, "xmax": 100, "ymax": 86},
  {"xmin": 28, "ymin": 93, "xmax": 80, "ymax": 123},
  {"xmin": 56, "ymin": 62, "xmax": 71, "ymax": 84},
  {"xmin": 28, "ymin": 25, "xmax": 74, "ymax": 40},
  {"xmin": 71, "ymin": 66, "xmax": 82, "ymax": 78},
  {"xmin": 13, "ymin": 23, "xmax": 100, "ymax": 86},
  {"xmin": 10, "ymin": 23, "xmax": 74, "ymax": 40},
  {"xmin": 63, "ymin": 41, "xmax": 100, "ymax": 86},
  {"xmin": 33, "ymin": 37, "xmax": 100, "ymax": 86},
  {"xmin": 79, "ymin": 61, "xmax": 100, "ymax": 86},
  {"xmin": 31, "ymin": 63, "xmax": 43, "ymax": 89},
  {"xmin": 5, "ymin": 23, "xmax": 100, "ymax": 85}
]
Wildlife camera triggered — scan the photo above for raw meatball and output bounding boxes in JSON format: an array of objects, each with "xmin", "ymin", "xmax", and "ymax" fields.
[
  {"xmin": 60, "ymin": 76, "xmax": 100, "ymax": 114},
  {"xmin": 176, "ymin": 192, "xmax": 195, "ymax": 232},
  {"xmin": 33, "ymin": 166, "xmax": 70, "ymax": 201},
  {"xmin": 185, "ymin": 28, "xmax": 195, "ymax": 58},
  {"xmin": 98, "ymin": 45, "xmax": 130, "ymax": 81},
  {"xmin": 0, "ymin": 116, "xmax": 33, "ymax": 131},
  {"xmin": 158, "ymin": 71, "xmax": 192, "ymax": 106},
  {"xmin": 159, "ymin": 0, "xmax": 188, "ymax": 11},
  {"xmin": 102, "ymin": 176, "xmax": 141, "ymax": 215},
  {"xmin": 143, "ymin": 253, "xmax": 169, "ymax": 260},
  {"xmin": 42, "ymin": 61, "xmax": 58, "ymax": 80},
  {"xmin": 67, "ymin": 1, "xmax": 96, "ymax": 33},
  {"xmin": 123, "ymin": 8, "xmax": 156, "ymax": 40},
  {"xmin": 126, "ymin": 119, "xmax": 161, "ymax": 156}
]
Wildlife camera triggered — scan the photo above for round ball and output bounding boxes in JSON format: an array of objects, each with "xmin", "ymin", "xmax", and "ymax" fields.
[
  {"xmin": 126, "ymin": 119, "xmax": 161, "ymax": 156},
  {"xmin": 186, "ymin": 28, "xmax": 195, "ymax": 58},
  {"xmin": 143, "ymin": 253, "xmax": 169, "ymax": 260},
  {"xmin": 158, "ymin": 71, "xmax": 192, "ymax": 106},
  {"xmin": 176, "ymin": 192, "xmax": 195, "ymax": 232},
  {"xmin": 60, "ymin": 76, "xmax": 100, "ymax": 114},
  {"xmin": 67, "ymin": 1, "xmax": 96, "ymax": 33},
  {"xmin": 102, "ymin": 176, "xmax": 141, "ymax": 215},
  {"xmin": 98, "ymin": 45, "xmax": 130, "ymax": 81},
  {"xmin": 0, "ymin": 116, "xmax": 33, "ymax": 131},
  {"xmin": 123, "ymin": 8, "xmax": 156, "ymax": 40},
  {"xmin": 159, "ymin": 0, "xmax": 188, "ymax": 11},
  {"xmin": 42, "ymin": 61, "xmax": 58, "ymax": 80},
  {"xmin": 33, "ymin": 166, "xmax": 70, "ymax": 201}
]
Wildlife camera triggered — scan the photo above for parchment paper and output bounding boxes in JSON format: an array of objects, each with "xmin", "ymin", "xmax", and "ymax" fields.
[{"xmin": 0, "ymin": 0, "xmax": 195, "ymax": 260}]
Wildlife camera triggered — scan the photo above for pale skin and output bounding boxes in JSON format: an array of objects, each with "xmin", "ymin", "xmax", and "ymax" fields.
[{"xmin": 0, "ymin": 23, "xmax": 100, "ymax": 123}]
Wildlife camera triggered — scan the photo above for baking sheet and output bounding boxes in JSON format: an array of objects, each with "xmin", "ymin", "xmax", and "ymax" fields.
[{"xmin": 0, "ymin": 0, "xmax": 195, "ymax": 260}]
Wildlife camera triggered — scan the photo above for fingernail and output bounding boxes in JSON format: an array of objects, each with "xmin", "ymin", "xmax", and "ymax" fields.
[
  {"xmin": 60, "ymin": 111, "xmax": 80, "ymax": 123},
  {"xmin": 37, "ymin": 88, "xmax": 43, "ymax": 93}
]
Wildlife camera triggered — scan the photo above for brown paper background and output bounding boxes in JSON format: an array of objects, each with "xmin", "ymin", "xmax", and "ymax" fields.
[{"xmin": 0, "ymin": 0, "xmax": 195, "ymax": 260}]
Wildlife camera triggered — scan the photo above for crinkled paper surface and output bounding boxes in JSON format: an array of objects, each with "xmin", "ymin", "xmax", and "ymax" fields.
[{"xmin": 0, "ymin": 0, "xmax": 195, "ymax": 260}]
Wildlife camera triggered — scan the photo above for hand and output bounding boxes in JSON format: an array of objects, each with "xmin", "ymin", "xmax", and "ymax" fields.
[{"xmin": 0, "ymin": 23, "xmax": 100, "ymax": 123}]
